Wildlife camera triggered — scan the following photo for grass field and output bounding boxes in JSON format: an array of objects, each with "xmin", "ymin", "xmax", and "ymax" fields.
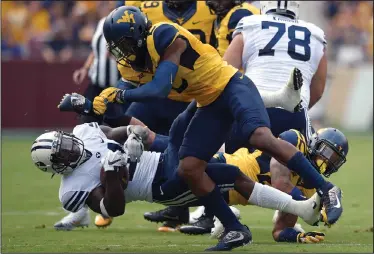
[{"xmin": 1, "ymin": 134, "xmax": 373, "ymax": 253}]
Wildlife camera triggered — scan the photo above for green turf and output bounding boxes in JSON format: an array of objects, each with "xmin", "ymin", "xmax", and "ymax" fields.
[{"xmin": 1, "ymin": 135, "xmax": 373, "ymax": 253}]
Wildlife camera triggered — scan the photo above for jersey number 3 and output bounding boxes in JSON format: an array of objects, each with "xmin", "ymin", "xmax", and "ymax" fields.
[{"xmin": 258, "ymin": 21, "xmax": 311, "ymax": 61}]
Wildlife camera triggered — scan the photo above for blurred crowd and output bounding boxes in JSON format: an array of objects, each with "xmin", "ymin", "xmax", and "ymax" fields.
[
  {"xmin": 2, "ymin": 1, "xmax": 373, "ymax": 63},
  {"xmin": 325, "ymin": 1, "xmax": 373, "ymax": 64},
  {"xmin": 1, "ymin": 1, "xmax": 119, "ymax": 62}
]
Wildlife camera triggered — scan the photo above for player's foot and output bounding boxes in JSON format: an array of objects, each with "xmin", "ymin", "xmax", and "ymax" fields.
[
  {"xmin": 205, "ymin": 225, "xmax": 252, "ymax": 251},
  {"xmin": 189, "ymin": 206, "xmax": 205, "ymax": 224},
  {"xmin": 180, "ymin": 213, "xmax": 214, "ymax": 235},
  {"xmin": 54, "ymin": 207, "xmax": 90, "ymax": 231},
  {"xmin": 143, "ymin": 206, "xmax": 189, "ymax": 224},
  {"xmin": 298, "ymin": 192, "xmax": 322, "ymax": 226},
  {"xmin": 281, "ymin": 67, "xmax": 304, "ymax": 113},
  {"xmin": 95, "ymin": 214, "xmax": 113, "ymax": 228},
  {"xmin": 319, "ymin": 184, "xmax": 343, "ymax": 226},
  {"xmin": 158, "ymin": 221, "xmax": 182, "ymax": 232},
  {"xmin": 210, "ymin": 206, "xmax": 241, "ymax": 239}
]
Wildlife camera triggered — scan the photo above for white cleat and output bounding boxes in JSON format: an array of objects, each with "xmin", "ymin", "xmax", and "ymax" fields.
[
  {"xmin": 298, "ymin": 192, "xmax": 322, "ymax": 226},
  {"xmin": 278, "ymin": 67, "xmax": 304, "ymax": 113},
  {"xmin": 189, "ymin": 206, "xmax": 205, "ymax": 224},
  {"xmin": 210, "ymin": 206, "xmax": 241, "ymax": 239},
  {"xmin": 54, "ymin": 206, "xmax": 90, "ymax": 231}
]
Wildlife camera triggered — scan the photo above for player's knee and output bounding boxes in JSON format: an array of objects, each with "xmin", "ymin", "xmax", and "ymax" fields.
[
  {"xmin": 177, "ymin": 157, "xmax": 206, "ymax": 180},
  {"xmin": 249, "ymin": 127, "xmax": 276, "ymax": 150}
]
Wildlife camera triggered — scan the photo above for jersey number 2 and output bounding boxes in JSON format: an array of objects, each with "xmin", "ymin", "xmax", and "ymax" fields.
[{"xmin": 258, "ymin": 21, "xmax": 311, "ymax": 61}]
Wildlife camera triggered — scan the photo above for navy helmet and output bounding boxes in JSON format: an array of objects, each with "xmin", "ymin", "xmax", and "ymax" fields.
[
  {"xmin": 103, "ymin": 6, "xmax": 151, "ymax": 71},
  {"xmin": 206, "ymin": 0, "xmax": 245, "ymax": 18},
  {"xmin": 308, "ymin": 128, "xmax": 349, "ymax": 178}
]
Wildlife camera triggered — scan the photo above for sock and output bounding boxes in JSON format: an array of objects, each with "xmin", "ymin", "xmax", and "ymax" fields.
[
  {"xmin": 290, "ymin": 186, "xmax": 307, "ymax": 201},
  {"xmin": 287, "ymin": 151, "xmax": 326, "ymax": 190},
  {"xmin": 248, "ymin": 183, "xmax": 310, "ymax": 218},
  {"xmin": 149, "ymin": 134, "xmax": 169, "ymax": 152},
  {"xmin": 200, "ymin": 186, "xmax": 242, "ymax": 231},
  {"xmin": 277, "ymin": 228, "xmax": 300, "ymax": 242}
]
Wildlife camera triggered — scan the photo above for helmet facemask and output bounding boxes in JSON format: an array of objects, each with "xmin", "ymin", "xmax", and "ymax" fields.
[
  {"xmin": 308, "ymin": 139, "xmax": 347, "ymax": 178},
  {"xmin": 50, "ymin": 131, "xmax": 85, "ymax": 175}
]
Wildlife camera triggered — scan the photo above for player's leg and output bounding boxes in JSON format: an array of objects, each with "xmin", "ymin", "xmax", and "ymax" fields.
[
  {"xmin": 178, "ymin": 102, "xmax": 252, "ymax": 251},
  {"xmin": 226, "ymin": 73, "xmax": 342, "ymax": 226}
]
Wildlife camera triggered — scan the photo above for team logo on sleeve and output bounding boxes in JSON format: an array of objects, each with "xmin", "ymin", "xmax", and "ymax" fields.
[{"xmin": 117, "ymin": 11, "xmax": 136, "ymax": 24}]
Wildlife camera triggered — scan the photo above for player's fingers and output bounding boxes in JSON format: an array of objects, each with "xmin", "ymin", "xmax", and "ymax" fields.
[
  {"xmin": 306, "ymin": 236, "xmax": 319, "ymax": 243},
  {"xmin": 315, "ymin": 235, "xmax": 325, "ymax": 241}
]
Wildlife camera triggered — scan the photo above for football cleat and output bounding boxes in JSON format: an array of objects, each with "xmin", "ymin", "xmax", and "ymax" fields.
[
  {"xmin": 210, "ymin": 206, "xmax": 241, "ymax": 239},
  {"xmin": 319, "ymin": 185, "xmax": 343, "ymax": 227},
  {"xmin": 158, "ymin": 221, "xmax": 182, "ymax": 232},
  {"xmin": 143, "ymin": 206, "xmax": 189, "ymax": 224},
  {"xmin": 54, "ymin": 206, "xmax": 90, "ymax": 231},
  {"xmin": 279, "ymin": 67, "xmax": 304, "ymax": 113},
  {"xmin": 179, "ymin": 213, "xmax": 214, "ymax": 235},
  {"xmin": 189, "ymin": 206, "xmax": 205, "ymax": 224},
  {"xmin": 95, "ymin": 214, "xmax": 113, "ymax": 228},
  {"xmin": 205, "ymin": 225, "xmax": 252, "ymax": 251}
]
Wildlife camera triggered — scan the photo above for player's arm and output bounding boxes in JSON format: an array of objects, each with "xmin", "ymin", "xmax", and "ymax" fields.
[
  {"xmin": 117, "ymin": 25, "xmax": 187, "ymax": 102},
  {"xmin": 223, "ymin": 33, "xmax": 243, "ymax": 69},
  {"xmin": 309, "ymin": 50, "xmax": 327, "ymax": 109}
]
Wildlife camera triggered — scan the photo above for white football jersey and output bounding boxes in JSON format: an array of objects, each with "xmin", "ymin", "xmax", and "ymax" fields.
[
  {"xmin": 59, "ymin": 123, "xmax": 123, "ymax": 212},
  {"xmin": 125, "ymin": 151, "xmax": 161, "ymax": 203},
  {"xmin": 234, "ymin": 14, "xmax": 326, "ymax": 108}
]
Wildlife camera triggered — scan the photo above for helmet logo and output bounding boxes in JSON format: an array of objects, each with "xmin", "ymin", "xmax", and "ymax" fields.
[{"xmin": 117, "ymin": 10, "xmax": 136, "ymax": 24}]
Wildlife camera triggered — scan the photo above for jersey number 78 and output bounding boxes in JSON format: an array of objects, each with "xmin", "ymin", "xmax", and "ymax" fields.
[{"xmin": 258, "ymin": 21, "xmax": 311, "ymax": 62}]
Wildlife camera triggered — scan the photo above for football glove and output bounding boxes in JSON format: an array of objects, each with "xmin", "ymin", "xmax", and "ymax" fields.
[
  {"xmin": 124, "ymin": 133, "xmax": 144, "ymax": 163},
  {"xmin": 297, "ymin": 231, "xmax": 325, "ymax": 243},
  {"xmin": 101, "ymin": 150, "xmax": 128, "ymax": 172},
  {"xmin": 93, "ymin": 87, "xmax": 124, "ymax": 115},
  {"xmin": 58, "ymin": 93, "xmax": 91, "ymax": 114},
  {"xmin": 127, "ymin": 125, "xmax": 150, "ymax": 143}
]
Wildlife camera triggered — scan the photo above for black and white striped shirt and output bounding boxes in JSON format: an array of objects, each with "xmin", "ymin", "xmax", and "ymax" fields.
[{"xmin": 89, "ymin": 17, "xmax": 120, "ymax": 88}]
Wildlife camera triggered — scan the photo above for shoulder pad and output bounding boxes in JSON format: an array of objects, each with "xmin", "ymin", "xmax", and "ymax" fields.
[
  {"xmin": 151, "ymin": 23, "xmax": 180, "ymax": 57},
  {"xmin": 233, "ymin": 15, "xmax": 259, "ymax": 38}
]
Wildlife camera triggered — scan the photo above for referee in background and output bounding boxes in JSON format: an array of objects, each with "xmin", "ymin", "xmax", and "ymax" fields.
[{"xmin": 72, "ymin": 15, "xmax": 120, "ymax": 124}]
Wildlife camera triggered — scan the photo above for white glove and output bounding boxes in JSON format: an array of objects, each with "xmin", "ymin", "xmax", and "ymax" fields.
[
  {"xmin": 124, "ymin": 133, "xmax": 144, "ymax": 163},
  {"xmin": 101, "ymin": 150, "xmax": 128, "ymax": 172},
  {"xmin": 127, "ymin": 125, "xmax": 149, "ymax": 142}
]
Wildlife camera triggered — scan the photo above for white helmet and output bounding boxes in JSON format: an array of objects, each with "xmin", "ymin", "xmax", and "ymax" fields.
[
  {"xmin": 260, "ymin": 1, "xmax": 300, "ymax": 20},
  {"xmin": 31, "ymin": 131, "xmax": 85, "ymax": 175}
]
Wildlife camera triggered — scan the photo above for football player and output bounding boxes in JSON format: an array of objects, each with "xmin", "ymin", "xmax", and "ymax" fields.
[
  {"xmin": 146, "ymin": 0, "xmax": 260, "ymax": 233},
  {"xmin": 206, "ymin": 0, "xmax": 259, "ymax": 56},
  {"xmin": 92, "ymin": 6, "xmax": 343, "ymax": 251},
  {"xmin": 223, "ymin": 0, "xmax": 330, "ymax": 235},
  {"xmin": 113, "ymin": 0, "xmax": 217, "ymax": 136}
]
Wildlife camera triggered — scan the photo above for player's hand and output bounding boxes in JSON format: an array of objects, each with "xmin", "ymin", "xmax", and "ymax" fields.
[
  {"xmin": 93, "ymin": 87, "xmax": 123, "ymax": 115},
  {"xmin": 127, "ymin": 125, "xmax": 150, "ymax": 143},
  {"xmin": 297, "ymin": 231, "xmax": 325, "ymax": 243},
  {"xmin": 58, "ymin": 93, "xmax": 91, "ymax": 114},
  {"xmin": 73, "ymin": 67, "xmax": 88, "ymax": 85},
  {"xmin": 101, "ymin": 150, "xmax": 128, "ymax": 172},
  {"xmin": 124, "ymin": 133, "xmax": 144, "ymax": 163}
]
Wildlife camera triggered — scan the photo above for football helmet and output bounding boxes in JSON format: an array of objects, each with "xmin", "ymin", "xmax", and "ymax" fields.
[
  {"xmin": 165, "ymin": 0, "xmax": 195, "ymax": 11},
  {"xmin": 260, "ymin": 1, "xmax": 300, "ymax": 20},
  {"xmin": 103, "ymin": 6, "xmax": 151, "ymax": 71},
  {"xmin": 308, "ymin": 128, "xmax": 349, "ymax": 178},
  {"xmin": 31, "ymin": 131, "xmax": 85, "ymax": 175},
  {"xmin": 206, "ymin": 0, "xmax": 245, "ymax": 17}
]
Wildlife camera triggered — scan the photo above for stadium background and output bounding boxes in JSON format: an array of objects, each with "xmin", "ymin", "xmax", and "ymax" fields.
[{"xmin": 1, "ymin": 1, "xmax": 373, "ymax": 253}]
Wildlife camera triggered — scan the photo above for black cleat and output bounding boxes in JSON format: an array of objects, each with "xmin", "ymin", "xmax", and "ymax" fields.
[
  {"xmin": 143, "ymin": 206, "xmax": 189, "ymax": 224},
  {"xmin": 205, "ymin": 225, "xmax": 252, "ymax": 251},
  {"xmin": 179, "ymin": 213, "xmax": 214, "ymax": 235}
]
